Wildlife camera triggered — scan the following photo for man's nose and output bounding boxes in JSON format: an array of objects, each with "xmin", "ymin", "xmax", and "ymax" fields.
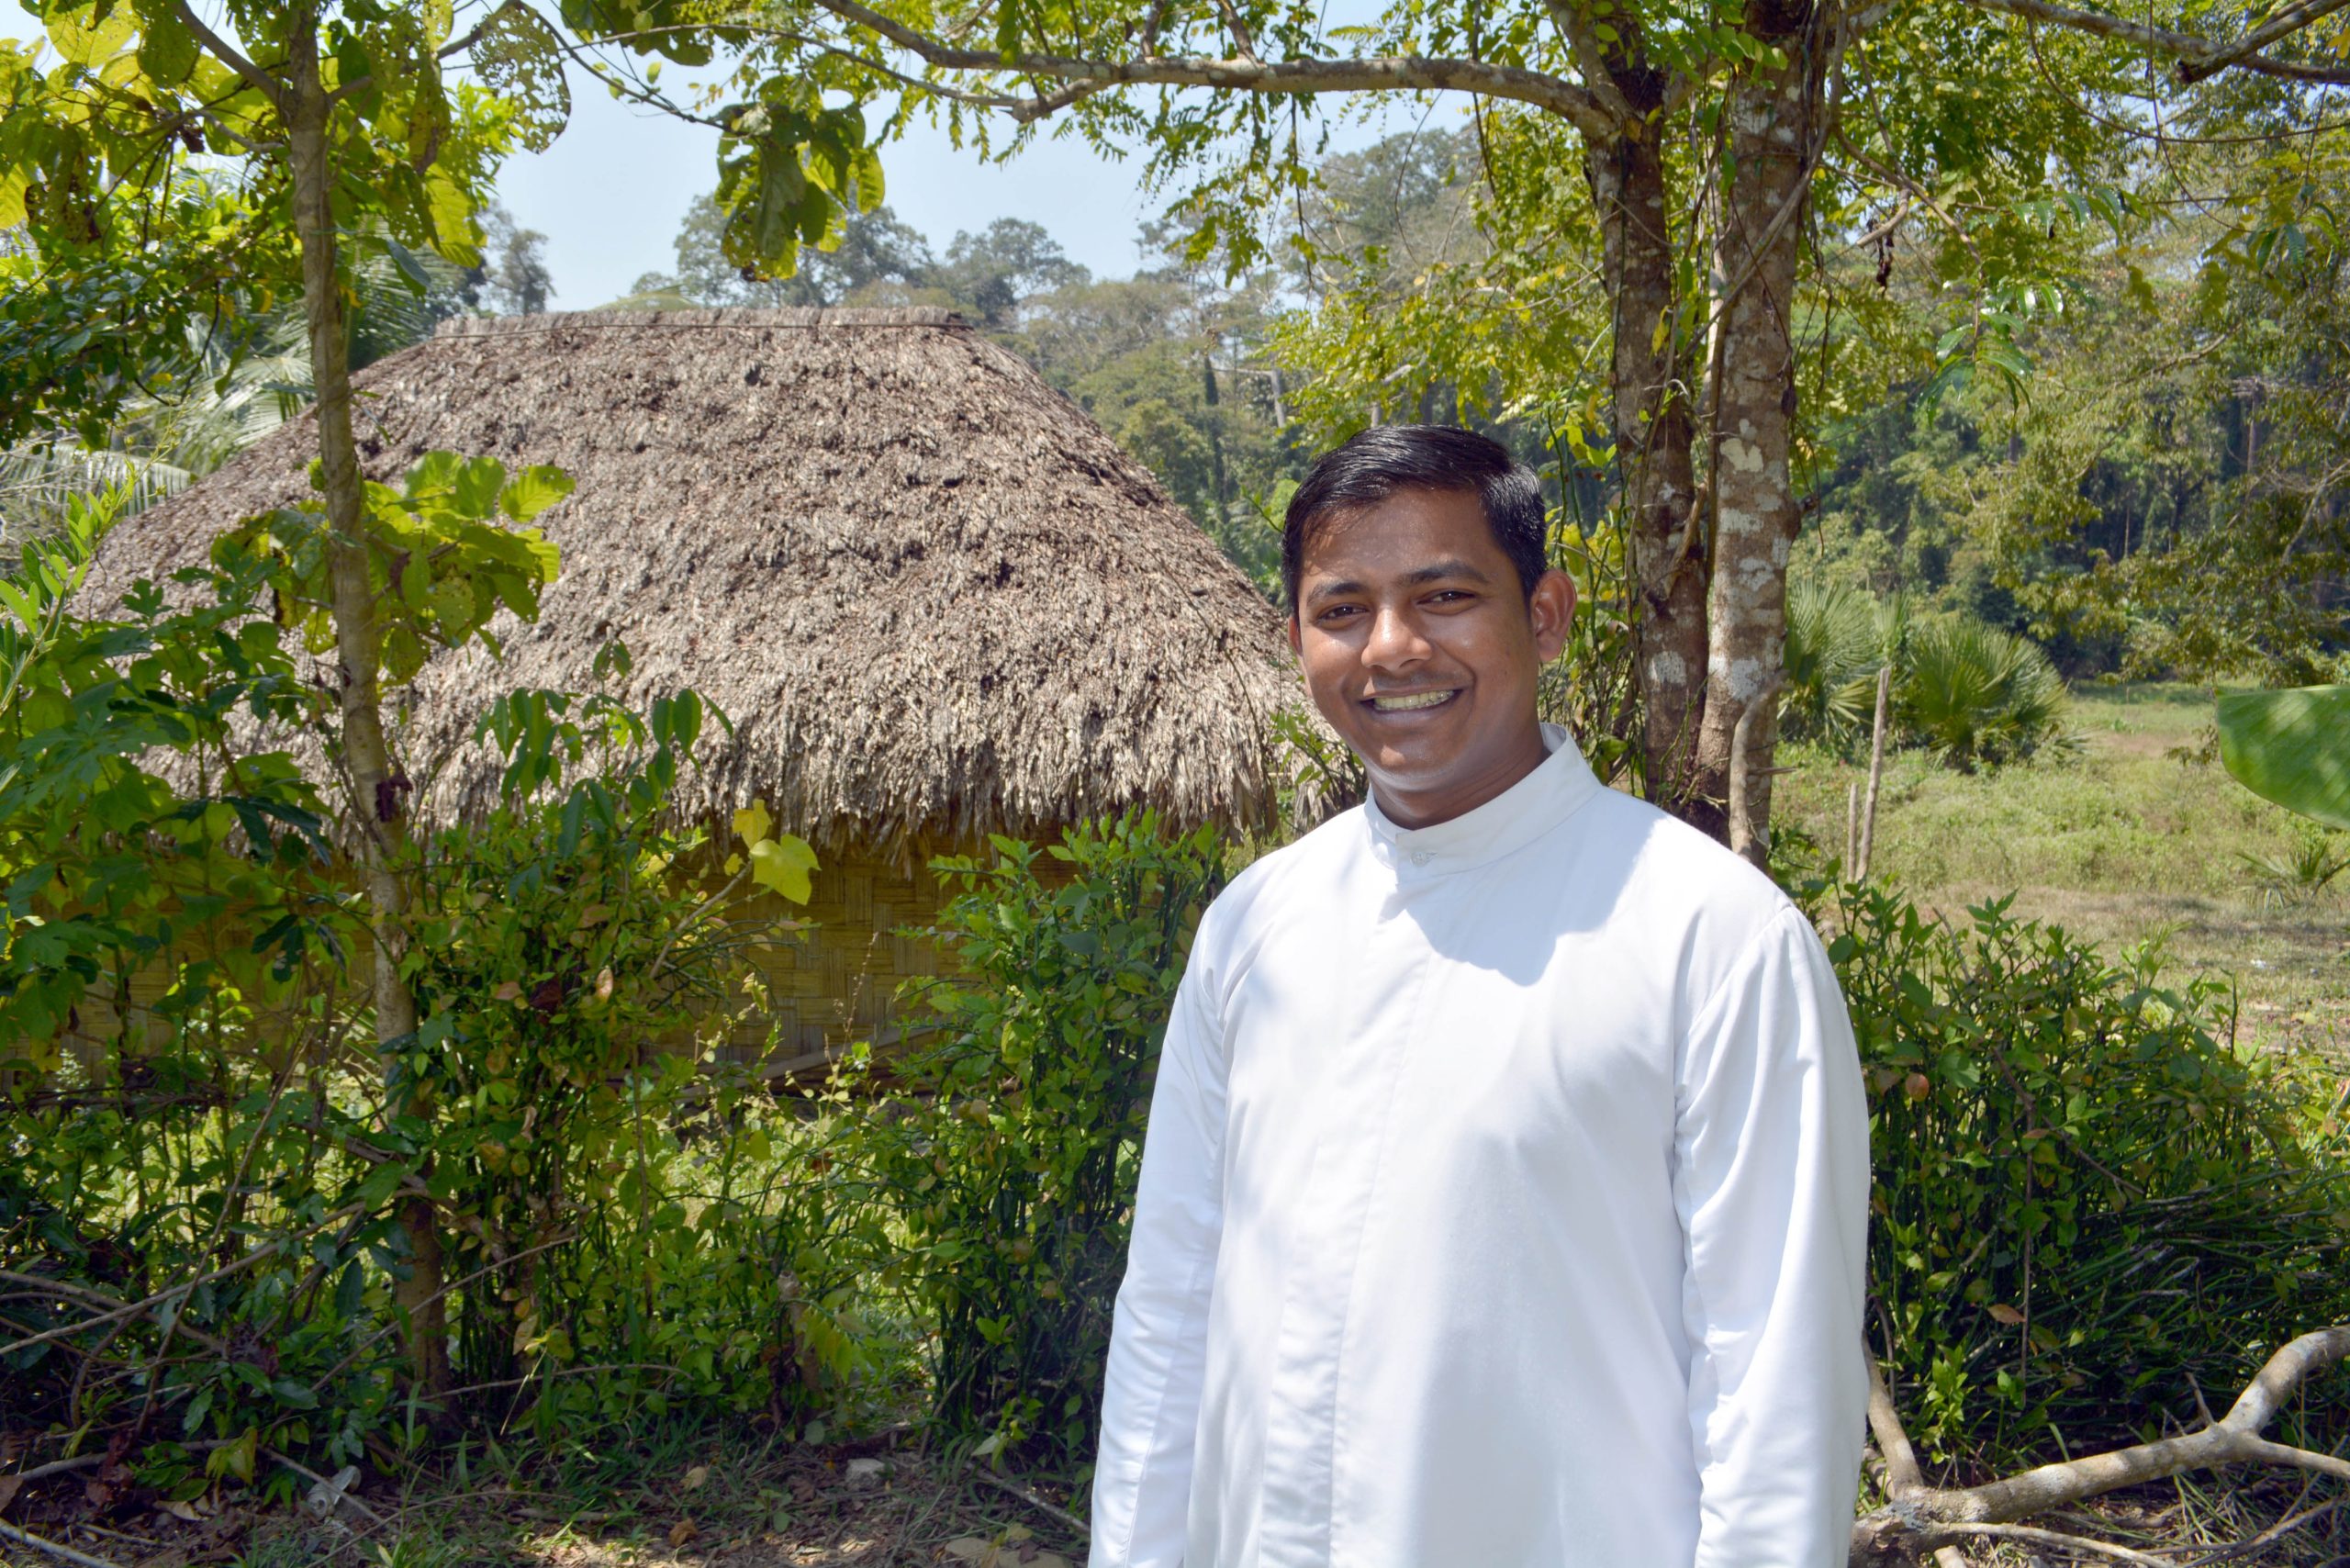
[{"xmin": 1362, "ymin": 602, "xmax": 1431, "ymax": 671}]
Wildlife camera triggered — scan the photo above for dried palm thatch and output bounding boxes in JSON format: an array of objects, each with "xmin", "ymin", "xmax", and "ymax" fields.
[{"xmin": 77, "ymin": 308, "xmax": 1308, "ymax": 857}]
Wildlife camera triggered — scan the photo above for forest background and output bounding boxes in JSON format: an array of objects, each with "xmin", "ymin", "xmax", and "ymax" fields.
[{"xmin": 1, "ymin": 0, "xmax": 2348, "ymax": 1562}]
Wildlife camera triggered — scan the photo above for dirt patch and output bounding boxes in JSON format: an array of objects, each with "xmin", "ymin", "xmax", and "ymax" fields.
[{"xmin": 0, "ymin": 1437, "xmax": 1088, "ymax": 1568}]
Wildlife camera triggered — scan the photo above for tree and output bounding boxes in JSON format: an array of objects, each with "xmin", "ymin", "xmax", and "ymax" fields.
[
  {"xmin": 666, "ymin": 0, "xmax": 2349, "ymax": 859},
  {"xmin": 940, "ymin": 216, "xmax": 1090, "ymax": 324},
  {"xmin": 480, "ymin": 199, "xmax": 556, "ymax": 315}
]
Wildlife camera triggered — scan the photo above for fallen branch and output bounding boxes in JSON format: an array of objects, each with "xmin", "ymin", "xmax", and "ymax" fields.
[
  {"xmin": 1852, "ymin": 1326, "xmax": 2350, "ymax": 1565},
  {"xmin": 0, "ymin": 1519, "xmax": 125, "ymax": 1568},
  {"xmin": 968, "ymin": 1465, "xmax": 1091, "ymax": 1540}
]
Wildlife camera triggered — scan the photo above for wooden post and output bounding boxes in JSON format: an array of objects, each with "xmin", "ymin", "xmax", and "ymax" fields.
[
  {"xmin": 1845, "ymin": 780, "xmax": 1860, "ymax": 877},
  {"xmin": 1857, "ymin": 664, "xmax": 1893, "ymax": 881}
]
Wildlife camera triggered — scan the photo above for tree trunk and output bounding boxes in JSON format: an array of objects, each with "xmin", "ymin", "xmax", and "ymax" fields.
[
  {"xmin": 1692, "ymin": 3, "xmax": 1824, "ymax": 864},
  {"xmin": 285, "ymin": 22, "xmax": 448, "ymax": 1400},
  {"xmin": 1585, "ymin": 126, "xmax": 1707, "ymax": 815}
]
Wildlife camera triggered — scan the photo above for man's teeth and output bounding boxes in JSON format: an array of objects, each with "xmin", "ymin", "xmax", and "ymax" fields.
[{"xmin": 1371, "ymin": 690, "xmax": 1454, "ymax": 712}]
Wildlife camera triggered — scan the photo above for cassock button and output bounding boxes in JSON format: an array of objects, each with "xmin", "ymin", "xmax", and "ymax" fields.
[{"xmin": 1409, "ymin": 850, "xmax": 1431, "ymax": 866}]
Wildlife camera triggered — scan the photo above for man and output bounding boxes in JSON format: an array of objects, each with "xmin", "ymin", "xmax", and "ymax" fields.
[{"xmin": 1089, "ymin": 425, "xmax": 1870, "ymax": 1567}]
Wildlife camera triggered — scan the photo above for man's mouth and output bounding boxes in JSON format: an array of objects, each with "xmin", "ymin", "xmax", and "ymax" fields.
[{"xmin": 1366, "ymin": 689, "xmax": 1460, "ymax": 713}]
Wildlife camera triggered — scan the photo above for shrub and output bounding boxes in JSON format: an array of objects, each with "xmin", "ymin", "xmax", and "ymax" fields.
[
  {"xmin": 1818, "ymin": 879, "xmax": 2350, "ymax": 1468},
  {"xmin": 1781, "ymin": 578, "xmax": 1884, "ymax": 744},
  {"xmin": 1897, "ymin": 614, "xmax": 2070, "ymax": 771},
  {"xmin": 0, "ymin": 508, "xmax": 883, "ymax": 1485},
  {"xmin": 857, "ymin": 814, "xmax": 1226, "ymax": 1464}
]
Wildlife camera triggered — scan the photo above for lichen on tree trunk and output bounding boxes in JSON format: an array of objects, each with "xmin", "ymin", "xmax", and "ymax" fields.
[{"xmin": 1693, "ymin": 2, "xmax": 1826, "ymax": 863}]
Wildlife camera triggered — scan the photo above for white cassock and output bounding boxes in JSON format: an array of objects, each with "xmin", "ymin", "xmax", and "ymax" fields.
[{"xmin": 1089, "ymin": 725, "xmax": 1870, "ymax": 1568}]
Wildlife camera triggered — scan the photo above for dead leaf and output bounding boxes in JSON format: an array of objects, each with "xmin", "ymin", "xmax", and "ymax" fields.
[
  {"xmin": 595, "ymin": 966, "xmax": 615, "ymax": 1001},
  {"xmin": 1987, "ymin": 1303, "xmax": 2027, "ymax": 1326},
  {"xmin": 668, "ymin": 1518, "xmax": 698, "ymax": 1548},
  {"xmin": 493, "ymin": 980, "xmax": 522, "ymax": 1002},
  {"xmin": 160, "ymin": 1498, "xmax": 205, "ymax": 1522},
  {"xmin": 0, "ymin": 1474, "xmax": 18, "ymax": 1517},
  {"xmin": 681, "ymin": 1464, "xmax": 710, "ymax": 1492},
  {"xmin": 940, "ymin": 1541, "xmax": 993, "ymax": 1564}
]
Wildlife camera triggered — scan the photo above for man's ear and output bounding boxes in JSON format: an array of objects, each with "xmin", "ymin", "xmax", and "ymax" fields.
[
  {"xmin": 1529, "ymin": 569, "xmax": 1576, "ymax": 664},
  {"xmin": 1287, "ymin": 613, "xmax": 1304, "ymax": 657}
]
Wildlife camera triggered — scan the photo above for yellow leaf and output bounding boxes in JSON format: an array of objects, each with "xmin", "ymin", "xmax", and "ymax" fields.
[
  {"xmin": 1651, "ymin": 306, "xmax": 1671, "ymax": 356},
  {"xmin": 681, "ymin": 1464, "xmax": 710, "ymax": 1492},
  {"xmin": 46, "ymin": 4, "xmax": 134, "ymax": 65},
  {"xmin": 733, "ymin": 799, "xmax": 774, "ymax": 848},
  {"xmin": 748, "ymin": 834, "xmax": 818, "ymax": 904},
  {"xmin": 0, "ymin": 173, "xmax": 25, "ymax": 230},
  {"xmin": 1987, "ymin": 1303, "xmax": 2026, "ymax": 1326}
]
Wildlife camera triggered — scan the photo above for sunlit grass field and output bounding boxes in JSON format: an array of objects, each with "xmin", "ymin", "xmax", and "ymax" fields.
[{"xmin": 1774, "ymin": 682, "xmax": 2350, "ymax": 1064}]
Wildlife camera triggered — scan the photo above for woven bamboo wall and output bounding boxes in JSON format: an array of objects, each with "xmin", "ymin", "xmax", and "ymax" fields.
[{"xmin": 735, "ymin": 849, "xmax": 957, "ymax": 1074}]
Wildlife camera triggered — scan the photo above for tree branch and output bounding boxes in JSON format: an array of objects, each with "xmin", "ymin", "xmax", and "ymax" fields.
[
  {"xmin": 1956, "ymin": 0, "xmax": 2350, "ymax": 84},
  {"xmin": 1540, "ymin": 0, "xmax": 1638, "ymax": 127},
  {"xmin": 2180, "ymin": 0, "xmax": 2350, "ymax": 80},
  {"xmin": 796, "ymin": 0, "xmax": 1617, "ymax": 137},
  {"xmin": 170, "ymin": 0, "xmax": 286, "ymax": 112},
  {"xmin": 1852, "ymin": 1327, "xmax": 2350, "ymax": 1566}
]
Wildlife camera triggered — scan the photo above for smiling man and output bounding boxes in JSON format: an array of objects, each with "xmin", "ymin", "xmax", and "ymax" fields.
[{"xmin": 1089, "ymin": 426, "xmax": 1871, "ymax": 1568}]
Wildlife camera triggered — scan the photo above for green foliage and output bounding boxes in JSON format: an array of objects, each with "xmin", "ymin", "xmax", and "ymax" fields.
[
  {"xmin": 1780, "ymin": 579, "xmax": 1886, "ymax": 745},
  {"xmin": 2217, "ymin": 685, "xmax": 2350, "ymax": 832},
  {"xmin": 0, "ymin": 490, "xmax": 884, "ymax": 1475},
  {"xmin": 856, "ymin": 815, "xmax": 1226, "ymax": 1464},
  {"xmin": 220, "ymin": 453, "xmax": 568, "ymax": 683},
  {"xmin": 1897, "ymin": 615, "xmax": 2070, "ymax": 773},
  {"xmin": 1818, "ymin": 880, "xmax": 2350, "ymax": 1465}
]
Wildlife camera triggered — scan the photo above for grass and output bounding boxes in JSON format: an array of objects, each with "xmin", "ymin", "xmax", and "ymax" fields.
[{"xmin": 1775, "ymin": 681, "xmax": 2350, "ymax": 1065}]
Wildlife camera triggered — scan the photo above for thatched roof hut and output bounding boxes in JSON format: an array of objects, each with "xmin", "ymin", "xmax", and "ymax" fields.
[{"xmin": 80, "ymin": 308, "xmax": 1307, "ymax": 1062}]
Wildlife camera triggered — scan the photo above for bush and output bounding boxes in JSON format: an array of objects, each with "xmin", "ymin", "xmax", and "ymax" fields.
[
  {"xmin": 1897, "ymin": 614, "xmax": 2070, "ymax": 771},
  {"xmin": 1781, "ymin": 578, "xmax": 1885, "ymax": 744},
  {"xmin": 0, "ymin": 505, "xmax": 886, "ymax": 1486},
  {"xmin": 1818, "ymin": 879, "xmax": 2350, "ymax": 1468},
  {"xmin": 855, "ymin": 815, "xmax": 1226, "ymax": 1464}
]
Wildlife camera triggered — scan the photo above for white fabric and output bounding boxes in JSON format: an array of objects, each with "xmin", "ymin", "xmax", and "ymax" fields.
[{"xmin": 1090, "ymin": 725, "xmax": 1870, "ymax": 1568}]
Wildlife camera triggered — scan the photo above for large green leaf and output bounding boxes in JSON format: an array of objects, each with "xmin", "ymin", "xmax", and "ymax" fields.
[{"xmin": 2216, "ymin": 686, "xmax": 2350, "ymax": 831}]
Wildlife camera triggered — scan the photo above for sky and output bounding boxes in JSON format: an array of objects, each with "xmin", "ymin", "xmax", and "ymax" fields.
[{"xmin": 2, "ymin": 3, "xmax": 1405, "ymax": 308}]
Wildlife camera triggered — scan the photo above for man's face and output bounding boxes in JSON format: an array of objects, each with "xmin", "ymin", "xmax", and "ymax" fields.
[{"xmin": 1287, "ymin": 486, "xmax": 1576, "ymax": 828}]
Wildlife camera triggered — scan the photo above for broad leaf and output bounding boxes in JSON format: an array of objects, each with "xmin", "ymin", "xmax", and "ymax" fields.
[
  {"xmin": 748, "ymin": 834, "xmax": 818, "ymax": 903},
  {"xmin": 2216, "ymin": 686, "xmax": 2350, "ymax": 831},
  {"xmin": 498, "ymin": 464, "xmax": 574, "ymax": 521}
]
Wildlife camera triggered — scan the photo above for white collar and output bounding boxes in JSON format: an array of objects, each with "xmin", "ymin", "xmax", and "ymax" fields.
[{"xmin": 1360, "ymin": 723, "xmax": 1602, "ymax": 878}]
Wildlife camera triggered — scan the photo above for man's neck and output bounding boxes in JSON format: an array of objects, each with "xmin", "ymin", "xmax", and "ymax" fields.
[{"xmin": 1367, "ymin": 724, "xmax": 1551, "ymax": 831}]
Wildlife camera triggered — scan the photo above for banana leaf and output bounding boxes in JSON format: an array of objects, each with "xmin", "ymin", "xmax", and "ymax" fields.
[{"xmin": 2216, "ymin": 685, "xmax": 2350, "ymax": 831}]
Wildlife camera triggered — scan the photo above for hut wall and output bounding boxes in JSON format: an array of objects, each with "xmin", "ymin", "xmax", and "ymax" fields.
[{"xmin": 737, "ymin": 848, "xmax": 957, "ymax": 1075}]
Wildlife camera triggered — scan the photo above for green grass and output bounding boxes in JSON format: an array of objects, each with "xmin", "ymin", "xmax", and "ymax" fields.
[{"xmin": 1775, "ymin": 682, "xmax": 2350, "ymax": 1063}]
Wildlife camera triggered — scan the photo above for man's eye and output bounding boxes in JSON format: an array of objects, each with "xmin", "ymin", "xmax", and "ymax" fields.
[{"xmin": 1316, "ymin": 605, "xmax": 1363, "ymax": 623}]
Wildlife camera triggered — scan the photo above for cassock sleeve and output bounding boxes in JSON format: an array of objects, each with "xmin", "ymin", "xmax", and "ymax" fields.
[
  {"xmin": 1089, "ymin": 955, "xmax": 1227, "ymax": 1568},
  {"xmin": 1674, "ymin": 904, "xmax": 1871, "ymax": 1568}
]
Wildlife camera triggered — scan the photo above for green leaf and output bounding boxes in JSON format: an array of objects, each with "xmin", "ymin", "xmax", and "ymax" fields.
[
  {"xmin": 132, "ymin": 6, "xmax": 198, "ymax": 85},
  {"xmin": 2216, "ymin": 685, "xmax": 2350, "ymax": 831},
  {"xmin": 748, "ymin": 834, "xmax": 819, "ymax": 903},
  {"xmin": 498, "ymin": 464, "xmax": 574, "ymax": 521}
]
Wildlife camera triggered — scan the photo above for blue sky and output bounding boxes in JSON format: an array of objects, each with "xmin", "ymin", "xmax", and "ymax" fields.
[{"xmin": 4, "ymin": 3, "xmax": 1408, "ymax": 307}]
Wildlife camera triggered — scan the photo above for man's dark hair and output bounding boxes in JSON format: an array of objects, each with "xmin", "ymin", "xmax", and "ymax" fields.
[{"xmin": 1281, "ymin": 425, "xmax": 1549, "ymax": 610}]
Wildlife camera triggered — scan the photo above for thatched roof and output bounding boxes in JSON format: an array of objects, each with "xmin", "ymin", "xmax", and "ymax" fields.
[{"xmin": 79, "ymin": 308, "xmax": 1307, "ymax": 856}]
